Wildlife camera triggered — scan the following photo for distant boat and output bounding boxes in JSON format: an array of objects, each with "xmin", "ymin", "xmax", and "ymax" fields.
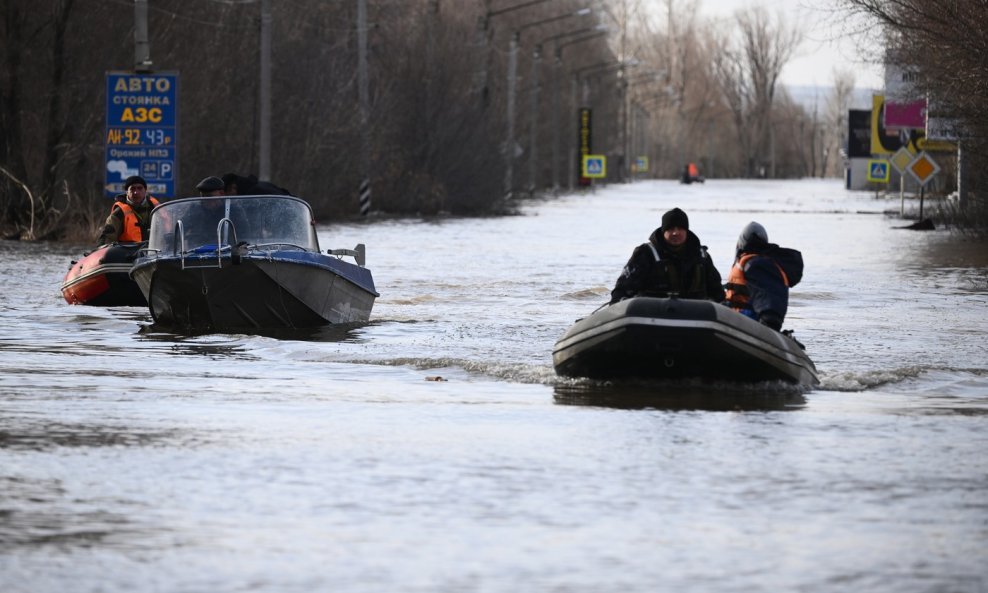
[
  {"xmin": 61, "ymin": 242, "xmax": 147, "ymax": 306},
  {"xmin": 553, "ymin": 297, "xmax": 819, "ymax": 386},
  {"xmin": 130, "ymin": 195, "xmax": 378, "ymax": 331}
]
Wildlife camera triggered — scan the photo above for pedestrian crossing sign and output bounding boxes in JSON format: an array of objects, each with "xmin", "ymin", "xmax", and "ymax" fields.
[
  {"xmin": 866, "ymin": 159, "xmax": 890, "ymax": 183},
  {"xmin": 582, "ymin": 155, "xmax": 606, "ymax": 178}
]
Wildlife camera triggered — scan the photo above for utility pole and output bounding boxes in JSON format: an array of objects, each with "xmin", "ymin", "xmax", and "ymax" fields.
[
  {"xmin": 357, "ymin": 0, "xmax": 371, "ymax": 215},
  {"xmin": 134, "ymin": 0, "xmax": 152, "ymax": 72},
  {"xmin": 504, "ymin": 31, "xmax": 519, "ymax": 200},
  {"xmin": 528, "ymin": 44, "xmax": 542, "ymax": 196},
  {"xmin": 259, "ymin": 0, "xmax": 272, "ymax": 181}
]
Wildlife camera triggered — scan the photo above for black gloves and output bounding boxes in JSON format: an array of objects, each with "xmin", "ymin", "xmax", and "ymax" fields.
[{"xmin": 759, "ymin": 311, "xmax": 783, "ymax": 331}]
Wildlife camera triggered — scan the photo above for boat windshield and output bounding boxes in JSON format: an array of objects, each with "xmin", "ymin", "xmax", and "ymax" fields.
[{"xmin": 148, "ymin": 195, "xmax": 320, "ymax": 252}]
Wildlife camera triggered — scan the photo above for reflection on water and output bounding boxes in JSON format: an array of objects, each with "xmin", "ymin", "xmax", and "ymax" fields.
[
  {"xmin": 554, "ymin": 380, "xmax": 807, "ymax": 411},
  {"xmin": 139, "ymin": 320, "xmax": 372, "ymax": 343},
  {"xmin": 0, "ymin": 421, "xmax": 184, "ymax": 451}
]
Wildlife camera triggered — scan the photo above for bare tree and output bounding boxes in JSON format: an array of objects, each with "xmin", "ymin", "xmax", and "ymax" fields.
[
  {"xmin": 838, "ymin": 0, "xmax": 988, "ymax": 228},
  {"xmin": 734, "ymin": 7, "xmax": 801, "ymax": 178},
  {"xmin": 824, "ymin": 68, "xmax": 856, "ymax": 177}
]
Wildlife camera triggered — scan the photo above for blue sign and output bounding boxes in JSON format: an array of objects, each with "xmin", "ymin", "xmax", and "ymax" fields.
[
  {"xmin": 866, "ymin": 159, "xmax": 890, "ymax": 183},
  {"xmin": 582, "ymin": 155, "xmax": 606, "ymax": 178},
  {"xmin": 104, "ymin": 71, "xmax": 179, "ymax": 198}
]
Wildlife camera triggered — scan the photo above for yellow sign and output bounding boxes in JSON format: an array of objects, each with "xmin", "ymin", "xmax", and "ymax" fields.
[
  {"xmin": 582, "ymin": 155, "xmax": 606, "ymax": 178},
  {"xmin": 916, "ymin": 137, "xmax": 956, "ymax": 152},
  {"xmin": 907, "ymin": 152, "xmax": 940, "ymax": 186},
  {"xmin": 889, "ymin": 147, "xmax": 913, "ymax": 173}
]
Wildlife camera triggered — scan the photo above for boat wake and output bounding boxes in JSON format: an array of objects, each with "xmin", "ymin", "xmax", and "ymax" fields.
[{"xmin": 819, "ymin": 366, "xmax": 988, "ymax": 393}]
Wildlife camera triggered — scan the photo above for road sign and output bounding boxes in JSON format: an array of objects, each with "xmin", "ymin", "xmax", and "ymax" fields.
[
  {"xmin": 633, "ymin": 156, "xmax": 648, "ymax": 173},
  {"xmin": 582, "ymin": 155, "xmax": 606, "ymax": 178},
  {"xmin": 889, "ymin": 147, "xmax": 914, "ymax": 174},
  {"xmin": 907, "ymin": 152, "xmax": 940, "ymax": 186},
  {"xmin": 105, "ymin": 71, "xmax": 179, "ymax": 198},
  {"xmin": 866, "ymin": 159, "xmax": 890, "ymax": 183}
]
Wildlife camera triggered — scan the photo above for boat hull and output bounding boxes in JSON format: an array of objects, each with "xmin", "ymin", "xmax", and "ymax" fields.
[
  {"xmin": 61, "ymin": 243, "xmax": 147, "ymax": 306},
  {"xmin": 553, "ymin": 297, "xmax": 819, "ymax": 385},
  {"xmin": 131, "ymin": 252, "xmax": 376, "ymax": 330}
]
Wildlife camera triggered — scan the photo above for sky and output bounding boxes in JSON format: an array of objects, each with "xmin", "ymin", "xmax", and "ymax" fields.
[{"xmin": 692, "ymin": 0, "xmax": 885, "ymax": 89}]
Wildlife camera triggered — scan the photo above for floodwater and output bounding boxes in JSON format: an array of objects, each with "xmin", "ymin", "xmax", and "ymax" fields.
[{"xmin": 1, "ymin": 179, "xmax": 986, "ymax": 593}]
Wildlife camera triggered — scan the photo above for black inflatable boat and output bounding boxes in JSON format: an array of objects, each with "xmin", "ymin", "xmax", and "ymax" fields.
[{"xmin": 552, "ymin": 297, "xmax": 819, "ymax": 386}]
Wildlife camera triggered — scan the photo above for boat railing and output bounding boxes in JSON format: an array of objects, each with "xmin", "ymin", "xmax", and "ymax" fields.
[{"xmin": 178, "ymin": 218, "xmax": 239, "ymax": 270}]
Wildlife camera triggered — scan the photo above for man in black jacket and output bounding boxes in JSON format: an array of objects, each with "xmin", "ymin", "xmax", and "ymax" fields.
[{"xmin": 609, "ymin": 207, "xmax": 725, "ymax": 305}]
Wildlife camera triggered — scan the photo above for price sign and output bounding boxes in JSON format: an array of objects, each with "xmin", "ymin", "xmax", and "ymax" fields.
[{"xmin": 104, "ymin": 71, "xmax": 179, "ymax": 198}]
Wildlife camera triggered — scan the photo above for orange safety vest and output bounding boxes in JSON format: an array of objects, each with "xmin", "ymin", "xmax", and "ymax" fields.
[
  {"xmin": 724, "ymin": 253, "xmax": 789, "ymax": 310},
  {"xmin": 113, "ymin": 197, "xmax": 159, "ymax": 242}
]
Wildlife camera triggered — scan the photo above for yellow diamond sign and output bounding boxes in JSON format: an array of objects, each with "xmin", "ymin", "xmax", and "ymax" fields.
[
  {"xmin": 889, "ymin": 147, "xmax": 914, "ymax": 174},
  {"xmin": 907, "ymin": 152, "xmax": 940, "ymax": 186}
]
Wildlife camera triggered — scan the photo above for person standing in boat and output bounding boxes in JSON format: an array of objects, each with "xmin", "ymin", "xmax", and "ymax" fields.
[
  {"xmin": 724, "ymin": 221, "xmax": 804, "ymax": 331},
  {"xmin": 609, "ymin": 207, "xmax": 725, "ymax": 305},
  {"xmin": 96, "ymin": 176, "xmax": 160, "ymax": 245}
]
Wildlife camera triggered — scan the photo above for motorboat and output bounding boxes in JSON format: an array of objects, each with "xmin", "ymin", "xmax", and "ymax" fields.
[
  {"xmin": 61, "ymin": 242, "xmax": 147, "ymax": 306},
  {"xmin": 130, "ymin": 195, "xmax": 378, "ymax": 330},
  {"xmin": 552, "ymin": 297, "xmax": 819, "ymax": 386}
]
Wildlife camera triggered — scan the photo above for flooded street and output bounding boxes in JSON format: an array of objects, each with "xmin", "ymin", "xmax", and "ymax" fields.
[{"xmin": 1, "ymin": 179, "xmax": 986, "ymax": 592}]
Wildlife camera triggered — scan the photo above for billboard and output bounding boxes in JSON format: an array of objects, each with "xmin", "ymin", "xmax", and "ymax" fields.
[
  {"xmin": 104, "ymin": 71, "xmax": 179, "ymax": 198},
  {"xmin": 870, "ymin": 94, "xmax": 921, "ymax": 155},
  {"xmin": 847, "ymin": 109, "xmax": 872, "ymax": 158}
]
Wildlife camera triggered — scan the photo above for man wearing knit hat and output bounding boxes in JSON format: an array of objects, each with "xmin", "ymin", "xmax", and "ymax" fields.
[
  {"xmin": 96, "ymin": 176, "xmax": 160, "ymax": 245},
  {"xmin": 609, "ymin": 207, "xmax": 725, "ymax": 305}
]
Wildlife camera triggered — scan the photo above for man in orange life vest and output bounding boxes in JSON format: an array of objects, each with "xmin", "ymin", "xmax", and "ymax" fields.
[
  {"xmin": 96, "ymin": 175, "xmax": 160, "ymax": 245},
  {"xmin": 724, "ymin": 221, "xmax": 804, "ymax": 331},
  {"xmin": 609, "ymin": 207, "xmax": 725, "ymax": 305}
]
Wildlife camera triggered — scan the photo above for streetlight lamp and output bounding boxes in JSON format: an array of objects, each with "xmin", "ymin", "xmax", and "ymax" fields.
[
  {"xmin": 478, "ymin": 0, "xmax": 553, "ymax": 107},
  {"xmin": 503, "ymin": 7, "xmax": 592, "ymax": 199}
]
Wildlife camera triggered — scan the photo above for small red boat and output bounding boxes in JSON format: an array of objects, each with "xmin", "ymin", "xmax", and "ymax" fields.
[{"xmin": 61, "ymin": 243, "xmax": 147, "ymax": 306}]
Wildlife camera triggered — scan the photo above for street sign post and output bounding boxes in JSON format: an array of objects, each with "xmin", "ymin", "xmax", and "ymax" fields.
[
  {"xmin": 906, "ymin": 151, "xmax": 940, "ymax": 220},
  {"xmin": 104, "ymin": 71, "xmax": 179, "ymax": 198},
  {"xmin": 889, "ymin": 147, "xmax": 914, "ymax": 215},
  {"xmin": 907, "ymin": 152, "xmax": 939, "ymax": 186}
]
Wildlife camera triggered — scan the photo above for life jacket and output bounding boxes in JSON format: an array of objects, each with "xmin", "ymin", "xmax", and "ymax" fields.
[
  {"xmin": 725, "ymin": 253, "xmax": 789, "ymax": 310},
  {"xmin": 645, "ymin": 242, "xmax": 708, "ymax": 298},
  {"xmin": 113, "ymin": 197, "xmax": 159, "ymax": 242}
]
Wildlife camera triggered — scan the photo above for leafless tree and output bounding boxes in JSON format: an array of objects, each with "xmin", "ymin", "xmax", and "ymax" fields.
[{"xmin": 838, "ymin": 0, "xmax": 988, "ymax": 228}]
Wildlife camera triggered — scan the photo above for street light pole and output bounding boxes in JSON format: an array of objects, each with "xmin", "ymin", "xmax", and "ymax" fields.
[
  {"xmin": 527, "ymin": 43, "xmax": 541, "ymax": 196},
  {"xmin": 259, "ymin": 0, "xmax": 272, "ymax": 182},
  {"xmin": 550, "ymin": 29, "xmax": 608, "ymax": 192},
  {"xmin": 357, "ymin": 0, "xmax": 371, "ymax": 215},
  {"xmin": 134, "ymin": 0, "xmax": 152, "ymax": 72},
  {"xmin": 567, "ymin": 60, "xmax": 632, "ymax": 189},
  {"xmin": 503, "ymin": 7, "xmax": 592, "ymax": 199}
]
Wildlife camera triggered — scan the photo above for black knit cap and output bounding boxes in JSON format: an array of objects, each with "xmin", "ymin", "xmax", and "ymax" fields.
[
  {"xmin": 661, "ymin": 207, "xmax": 689, "ymax": 231},
  {"xmin": 124, "ymin": 175, "xmax": 147, "ymax": 190}
]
